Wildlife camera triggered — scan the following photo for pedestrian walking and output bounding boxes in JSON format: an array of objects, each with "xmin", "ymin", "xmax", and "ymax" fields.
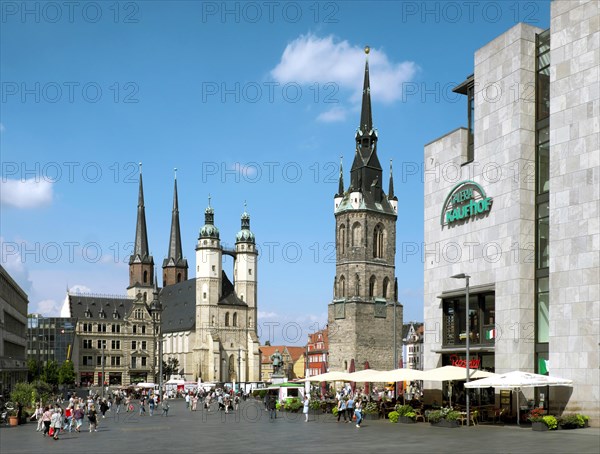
[
  {"xmin": 88, "ymin": 405, "xmax": 98, "ymax": 432},
  {"xmin": 337, "ymin": 398, "xmax": 347, "ymax": 423},
  {"xmin": 355, "ymin": 399, "xmax": 363, "ymax": 428},
  {"xmin": 73, "ymin": 405, "xmax": 84, "ymax": 432},
  {"xmin": 50, "ymin": 408, "xmax": 62, "ymax": 440},
  {"xmin": 161, "ymin": 399, "xmax": 170, "ymax": 417},
  {"xmin": 346, "ymin": 396, "xmax": 355, "ymax": 422},
  {"xmin": 268, "ymin": 394, "xmax": 277, "ymax": 420},
  {"xmin": 302, "ymin": 396, "xmax": 310, "ymax": 422},
  {"xmin": 34, "ymin": 404, "xmax": 43, "ymax": 432},
  {"xmin": 41, "ymin": 406, "xmax": 52, "ymax": 436},
  {"xmin": 149, "ymin": 396, "xmax": 155, "ymax": 416}
]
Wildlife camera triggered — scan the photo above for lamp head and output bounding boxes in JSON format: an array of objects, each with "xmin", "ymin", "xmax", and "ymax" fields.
[{"xmin": 450, "ymin": 273, "xmax": 470, "ymax": 279}]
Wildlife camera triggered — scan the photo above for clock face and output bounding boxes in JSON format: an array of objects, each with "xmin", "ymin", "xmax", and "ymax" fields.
[{"xmin": 335, "ymin": 302, "xmax": 345, "ymax": 319}]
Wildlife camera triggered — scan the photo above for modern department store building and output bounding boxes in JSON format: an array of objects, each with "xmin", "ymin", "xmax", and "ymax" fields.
[{"xmin": 423, "ymin": 0, "xmax": 599, "ymax": 424}]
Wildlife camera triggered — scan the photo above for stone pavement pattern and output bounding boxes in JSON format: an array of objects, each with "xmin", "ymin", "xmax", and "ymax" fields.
[{"xmin": 1, "ymin": 400, "xmax": 599, "ymax": 453}]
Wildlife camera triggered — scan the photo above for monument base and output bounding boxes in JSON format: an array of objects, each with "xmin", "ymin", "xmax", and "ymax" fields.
[{"xmin": 271, "ymin": 374, "xmax": 287, "ymax": 384}]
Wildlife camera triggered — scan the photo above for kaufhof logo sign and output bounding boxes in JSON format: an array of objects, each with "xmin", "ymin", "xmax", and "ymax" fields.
[{"xmin": 440, "ymin": 180, "xmax": 493, "ymax": 227}]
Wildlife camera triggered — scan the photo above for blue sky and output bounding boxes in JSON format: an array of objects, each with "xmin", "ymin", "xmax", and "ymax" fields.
[{"xmin": 1, "ymin": 1, "xmax": 549, "ymax": 344}]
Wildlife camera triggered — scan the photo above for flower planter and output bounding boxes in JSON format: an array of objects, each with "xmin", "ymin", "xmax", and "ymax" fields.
[
  {"xmin": 8, "ymin": 416, "xmax": 18, "ymax": 427},
  {"xmin": 399, "ymin": 416, "xmax": 416, "ymax": 424},
  {"xmin": 532, "ymin": 421, "xmax": 549, "ymax": 431},
  {"xmin": 430, "ymin": 419, "xmax": 460, "ymax": 428},
  {"xmin": 364, "ymin": 413, "xmax": 379, "ymax": 421}
]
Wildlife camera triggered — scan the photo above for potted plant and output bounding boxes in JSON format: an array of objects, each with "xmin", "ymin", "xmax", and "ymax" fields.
[
  {"xmin": 395, "ymin": 404, "xmax": 417, "ymax": 424},
  {"xmin": 428, "ymin": 407, "xmax": 461, "ymax": 428},
  {"xmin": 388, "ymin": 411, "xmax": 399, "ymax": 423},
  {"xmin": 363, "ymin": 402, "xmax": 379, "ymax": 420},
  {"xmin": 7, "ymin": 409, "xmax": 19, "ymax": 427},
  {"xmin": 528, "ymin": 408, "xmax": 549, "ymax": 431},
  {"xmin": 558, "ymin": 414, "xmax": 589, "ymax": 429},
  {"xmin": 284, "ymin": 397, "xmax": 302, "ymax": 413}
]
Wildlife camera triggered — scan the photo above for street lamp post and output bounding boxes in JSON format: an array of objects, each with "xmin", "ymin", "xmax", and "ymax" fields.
[
  {"xmin": 451, "ymin": 273, "xmax": 471, "ymax": 427},
  {"xmin": 238, "ymin": 348, "xmax": 242, "ymax": 394},
  {"xmin": 101, "ymin": 340, "xmax": 106, "ymax": 398}
]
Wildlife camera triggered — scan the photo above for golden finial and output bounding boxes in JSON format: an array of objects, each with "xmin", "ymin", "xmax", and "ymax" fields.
[{"xmin": 364, "ymin": 45, "xmax": 370, "ymax": 55}]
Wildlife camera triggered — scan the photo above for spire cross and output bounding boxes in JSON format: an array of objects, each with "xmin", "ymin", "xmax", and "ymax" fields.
[
  {"xmin": 244, "ymin": 200, "xmax": 247, "ymax": 211},
  {"xmin": 208, "ymin": 194, "xmax": 212, "ymax": 207},
  {"xmin": 174, "ymin": 167, "xmax": 177, "ymax": 180},
  {"xmin": 139, "ymin": 162, "xmax": 142, "ymax": 175}
]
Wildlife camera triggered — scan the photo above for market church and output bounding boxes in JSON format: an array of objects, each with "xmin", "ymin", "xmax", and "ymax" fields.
[{"xmin": 68, "ymin": 169, "xmax": 260, "ymax": 385}]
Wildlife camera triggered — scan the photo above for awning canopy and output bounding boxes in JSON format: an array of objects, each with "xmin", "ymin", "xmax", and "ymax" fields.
[{"xmin": 299, "ymin": 371, "xmax": 351, "ymax": 382}]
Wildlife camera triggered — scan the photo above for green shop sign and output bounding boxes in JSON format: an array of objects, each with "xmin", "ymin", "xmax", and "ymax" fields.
[{"xmin": 440, "ymin": 180, "xmax": 493, "ymax": 226}]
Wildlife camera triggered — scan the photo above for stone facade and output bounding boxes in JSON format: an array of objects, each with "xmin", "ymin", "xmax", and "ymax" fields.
[
  {"xmin": 548, "ymin": 0, "xmax": 599, "ymax": 422},
  {"xmin": 423, "ymin": 0, "xmax": 599, "ymax": 425},
  {"xmin": 327, "ymin": 56, "xmax": 404, "ymax": 374}
]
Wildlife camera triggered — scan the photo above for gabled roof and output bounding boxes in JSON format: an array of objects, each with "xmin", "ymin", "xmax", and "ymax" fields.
[
  {"xmin": 218, "ymin": 271, "xmax": 246, "ymax": 306},
  {"xmin": 286, "ymin": 347, "xmax": 305, "ymax": 363}
]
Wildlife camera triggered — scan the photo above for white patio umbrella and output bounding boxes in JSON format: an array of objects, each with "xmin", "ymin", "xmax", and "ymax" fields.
[
  {"xmin": 421, "ymin": 366, "xmax": 496, "ymax": 407},
  {"xmin": 464, "ymin": 371, "xmax": 573, "ymax": 425},
  {"xmin": 299, "ymin": 371, "xmax": 351, "ymax": 382},
  {"xmin": 421, "ymin": 365, "xmax": 496, "ymax": 381},
  {"xmin": 346, "ymin": 369, "xmax": 385, "ymax": 382},
  {"xmin": 377, "ymin": 368, "xmax": 426, "ymax": 382}
]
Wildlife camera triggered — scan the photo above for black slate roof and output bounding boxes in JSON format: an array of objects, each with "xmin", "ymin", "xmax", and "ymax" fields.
[
  {"xmin": 160, "ymin": 278, "xmax": 196, "ymax": 334},
  {"xmin": 218, "ymin": 271, "xmax": 247, "ymax": 307},
  {"xmin": 68, "ymin": 294, "xmax": 133, "ymax": 321}
]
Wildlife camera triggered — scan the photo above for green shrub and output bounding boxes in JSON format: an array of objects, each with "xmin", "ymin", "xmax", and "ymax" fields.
[
  {"xmin": 395, "ymin": 404, "xmax": 415, "ymax": 417},
  {"xmin": 445, "ymin": 411, "xmax": 461, "ymax": 422},
  {"xmin": 428, "ymin": 407, "xmax": 460, "ymax": 423},
  {"xmin": 276, "ymin": 402, "xmax": 281, "ymax": 410},
  {"xmin": 428, "ymin": 410, "xmax": 443, "ymax": 423},
  {"xmin": 363, "ymin": 402, "xmax": 379, "ymax": 415},
  {"xmin": 528, "ymin": 408, "xmax": 545, "ymax": 423},
  {"xmin": 309, "ymin": 400, "xmax": 321, "ymax": 411},
  {"xmin": 542, "ymin": 415, "xmax": 558, "ymax": 430},
  {"xmin": 284, "ymin": 398, "xmax": 302, "ymax": 412},
  {"xmin": 558, "ymin": 414, "xmax": 581, "ymax": 429},
  {"xmin": 388, "ymin": 411, "xmax": 399, "ymax": 423}
]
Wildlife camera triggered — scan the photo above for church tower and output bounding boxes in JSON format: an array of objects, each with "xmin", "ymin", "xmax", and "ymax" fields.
[
  {"xmin": 328, "ymin": 48, "xmax": 403, "ymax": 373},
  {"xmin": 128, "ymin": 164, "xmax": 154, "ymax": 302},
  {"xmin": 162, "ymin": 169, "xmax": 188, "ymax": 286},
  {"xmin": 194, "ymin": 198, "xmax": 222, "ymax": 380},
  {"xmin": 234, "ymin": 205, "xmax": 258, "ymax": 331}
]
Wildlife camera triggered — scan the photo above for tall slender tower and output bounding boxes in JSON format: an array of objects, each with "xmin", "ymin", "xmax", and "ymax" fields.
[
  {"xmin": 194, "ymin": 197, "xmax": 222, "ymax": 380},
  {"xmin": 328, "ymin": 48, "xmax": 403, "ymax": 373},
  {"xmin": 128, "ymin": 164, "xmax": 154, "ymax": 301},
  {"xmin": 234, "ymin": 205, "xmax": 258, "ymax": 330},
  {"xmin": 162, "ymin": 169, "xmax": 188, "ymax": 286}
]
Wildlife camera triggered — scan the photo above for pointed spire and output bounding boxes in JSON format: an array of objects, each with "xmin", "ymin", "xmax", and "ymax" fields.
[
  {"xmin": 199, "ymin": 194, "xmax": 219, "ymax": 240},
  {"xmin": 130, "ymin": 162, "xmax": 152, "ymax": 265},
  {"xmin": 359, "ymin": 46, "xmax": 373, "ymax": 134},
  {"xmin": 167, "ymin": 168, "xmax": 183, "ymax": 263},
  {"xmin": 236, "ymin": 201, "xmax": 255, "ymax": 244},
  {"xmin": 388, "ymin": 159, "xmax": 397, "ymax": 201},
  {"xmin": 337, "ymin": 156, "xmax": 344, "ymax": 196}
]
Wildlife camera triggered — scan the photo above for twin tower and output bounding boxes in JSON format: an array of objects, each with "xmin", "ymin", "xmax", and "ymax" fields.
[{"xmin": 126, "ymin": 168, "xmax": 260, "ymax": 383}]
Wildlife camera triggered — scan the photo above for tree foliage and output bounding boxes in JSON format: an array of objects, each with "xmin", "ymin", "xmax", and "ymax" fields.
[
  {"xmin": 162, "ymin": 356, "xmax": 180, "ymax": 379},
  {"xmin": 58, "ymin": 360, "xmax": 76, "ymax": 385},
  {"xmin": 41, "ymin": 360, "xmax": 59, "ymax": 385}
]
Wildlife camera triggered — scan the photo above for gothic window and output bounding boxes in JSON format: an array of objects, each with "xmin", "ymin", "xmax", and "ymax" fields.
[
  {"xmin": 382, "ymin": 277, "xmax": 390, "ymax": 299},
  {"xmin": 339, "ymin": 224, "xmax": 346, "ymax": 254},
  {"xmin": 339, "ymin": 275, "xmax": 346, "ymax": 297},
  {"xmin": 225, "ymin": 312, "xmax": 230, "ymax": 327},
  {"xmin": 369, "ymin": 275, "xmax": 377, "ymax": 298},
  {"xmin": 233, "ymin": 312, "xmax": 238, "ymax": 327},
  {"xmin": 373, "ymin": 224, "xmax": 385, "ymax": 258},
  {"xmin": 352, "ymin": 222, "xmax": 362, "ymax": 247},
  {"xmin": 143, "ymin": 270, "xmax": 148, "ymax": 283},
  {"xmin": 249, "ymin": 316, "xmax": 253, "ymax": 328},
  {"xmin": 177, "ymin": 273, "xmax": 182, "ymax": 283},
  {"xmin": 211, "ymin": 315, "xmax": 215, "ymax": 326},
  {"xmin": 355, "ymin": 274, "xmax": 360, "ymax": 296}
]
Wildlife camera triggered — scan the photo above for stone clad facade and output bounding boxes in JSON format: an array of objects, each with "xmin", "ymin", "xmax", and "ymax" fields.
[
  {"xmin": 548, "ymin": 0, "xmax": 599, "ymax": 421},
  {"xmin": 327, "ymin": 54, "xmax": 403, "ymax": 373},
  {"xmin": 423, "ymin": 0, "xmax": 599, "ymax": 425}
]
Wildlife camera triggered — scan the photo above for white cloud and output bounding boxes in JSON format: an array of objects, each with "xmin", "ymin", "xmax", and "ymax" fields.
[
  {"xmin": 35, "ymin": 299, "xmax": 63, "ymax": 316},
  {"xmin": 271, "ymin": 34, "xmax": 418, "ymax": 108},
  {"xmin": 258, "ymin": 311, "xmax": 279, "ymax": 319},
  {"xmin": 317, "ymin": 106, "xmax": 348, "ymax": 123},
  {"xmin": 0, "ymin": 178, "xmax": 53, "ymax": 209},
  {"xmin": 61, "ymin": 284, "xmax": 92, "ymax": 317}
]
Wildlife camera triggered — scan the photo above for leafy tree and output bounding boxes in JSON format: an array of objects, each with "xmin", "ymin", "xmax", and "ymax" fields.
[
  {"xmin": 10, "ymin": 381, "xmax": 52, "ymax": 409},
  {"xmin": 58, "ymin": 360, "xmax": 76, "ymax": 385},
  {"xmin": 41, "ymin": 360, "xmax": 59, "ymax": 385},
  {"xmin": 162, "ymin": 357, "xmax": 180, "ymax": 379},
  {"xmin": 27, "ymin": 358, "xmax": 40, "ymax": 381}
]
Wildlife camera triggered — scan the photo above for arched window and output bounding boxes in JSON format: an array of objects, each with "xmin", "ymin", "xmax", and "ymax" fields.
[
  {"xmin": 143, "ymin": 270, "xmax": 148, "ymax": 283},
  {"xmin": 163, "ymin": 273, "xmax": 166, "ymax": 286},
  {"xmin": 382, "ymin": 277, "xmax": 390, "ymax": 299},
  {"xmin": 344, "ymin": 360, "xmax": 348, "ymax": 371},
  {"xmin": 211, "ymin": 315, "xmax": 215, "ymax": 326},
  {"xmin": 339, "ymin": 275, "xmax": 345, "ymax": 297},
  {"xmin": 339, "ymin": 224, "xmax": 346, "ymax": 254},
  {"xmin": 369, "ymin": 275, "xmax": 377, "ymax": 298},
  {"xmin": 249, "ymin": 316, "xmax": 253, "ymax": 328},
  {"xmin": 373, "ymin": 224, "xmax": 384, "ymax": 258},
  {"xmin": 233, "ymin": 312, "xmax": 238, "ymax": 327},
  {"xmin": 225, "ymin": 312, "xmax": 230, "ymax": 327},
  {"xmin": 177, "ymin": 272, "xmax": 182, "ymax": 283},
  {"xmin": 352, "ymin": 222, "xmax": 362, "ymax": 247},
  {"xmin": 355, "ymin": 274, "xmax": 360, "ymax": 297}
]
